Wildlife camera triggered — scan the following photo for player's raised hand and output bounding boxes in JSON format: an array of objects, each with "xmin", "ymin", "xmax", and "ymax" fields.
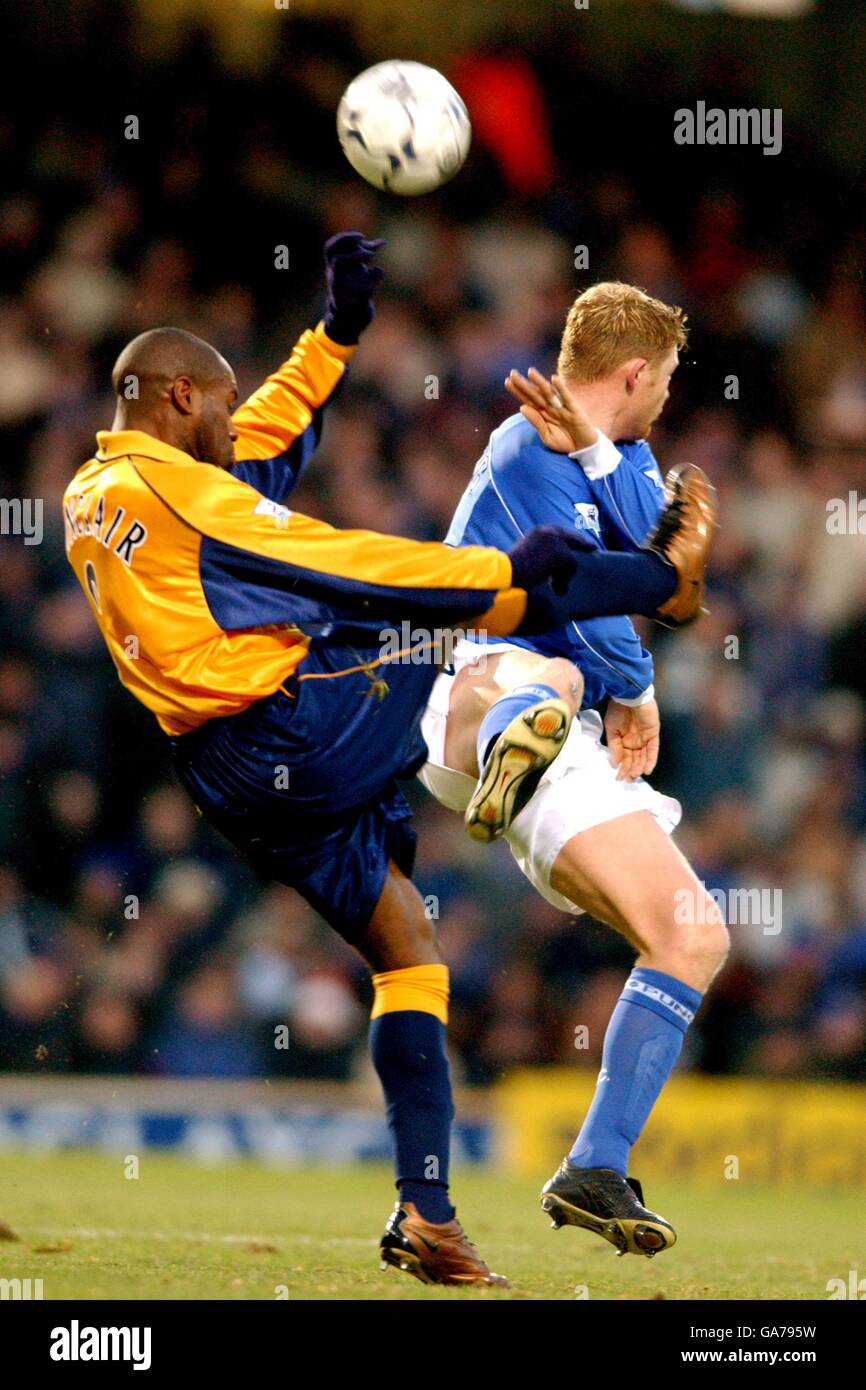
[
  {"xmin": 323, "ymin": 231, "xmax": 386, "ymax": 346},
  {"xmin": 505, "ymin": 367, "xmax": 597, "ymax": 454},
  {"xmin": 604, "ymin": 697, "xmax": 661, "ymax": 783}
]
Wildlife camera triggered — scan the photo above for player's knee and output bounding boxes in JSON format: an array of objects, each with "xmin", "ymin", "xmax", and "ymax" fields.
[
  {"xmin": 694, "ymin": 915, "xmax": 730, "ymax": 974},
  {"xmin": 535, "ymin": 656, "xmax": 584, "ymax": 711},
  {"xmin": 677, "ymin": 900, "xmax": 730, "ymax": 979},
  {"xmin": 640, "ymin": 888, "xmax": 729, "ymax": 983}
]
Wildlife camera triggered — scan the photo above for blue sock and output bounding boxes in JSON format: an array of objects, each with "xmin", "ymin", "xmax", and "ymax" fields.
[
  {"xmin": 517, "ymin": 552, "xmax": 676, "ymax": 635},
  {"xmin": 476, "ymin": 683, "xmax": 561, "ymax": 770},
  {"xmin": 569, "ymin": 967, "xmax": 703, "ymax": 1175},
  {"xmin": 370, "ymin": 1008, "xmax": 455, "ymax": 1223}
]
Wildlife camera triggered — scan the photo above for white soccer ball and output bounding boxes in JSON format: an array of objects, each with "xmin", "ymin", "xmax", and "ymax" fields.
[{"xmin": 337, "ymin": 61, "xmax": 471, "ymax": 196}]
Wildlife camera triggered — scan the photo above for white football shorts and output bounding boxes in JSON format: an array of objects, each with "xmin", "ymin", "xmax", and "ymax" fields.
[{"xmin": 418, "ymin": 639, "xmax": 682, "ymax": 914}]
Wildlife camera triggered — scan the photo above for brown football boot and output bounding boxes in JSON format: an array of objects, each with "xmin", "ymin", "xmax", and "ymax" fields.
[
  {"xmin": 647, "ymin": 462, "xmax": 718, "ymax": 628},
  {"xmin": 379, "ymin": 1201, "xmax": 510, "ymax": 1287}
]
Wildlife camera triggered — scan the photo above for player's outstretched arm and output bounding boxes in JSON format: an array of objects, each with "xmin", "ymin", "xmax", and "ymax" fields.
[
  {"xmin": 130, "ymin": 450, "xmax": 593, "ymax": 635},
  {"xmin": 230, "ymin": 233, "xmax": 385, "ymax": 494}
]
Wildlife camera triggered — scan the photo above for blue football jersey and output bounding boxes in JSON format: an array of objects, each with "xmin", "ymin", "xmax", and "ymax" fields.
[{"xmin": 446, "ymin": 413, "xmax": 667, "ymax": 708}]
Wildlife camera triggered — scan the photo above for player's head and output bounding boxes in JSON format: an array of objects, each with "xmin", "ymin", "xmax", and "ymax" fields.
[
  {"xmin": 111, "ymin": 327, "xmax": 238, "ymax": 469},
  {"xmin": 557, "ymin": 282, "xmax": 688, "ymax": 438}
]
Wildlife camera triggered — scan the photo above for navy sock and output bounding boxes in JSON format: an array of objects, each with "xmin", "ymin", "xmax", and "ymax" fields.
[
  {"xmin": 518, "ymin": 551, "xmax": 676, "ymax": 636},
  {"xmin": 370, "ymin": 1009, "xmax": 455, "ymax": 1223},
  {"xmin": 475, "ymin": 682, "xmax": 560, "ymax": 770},
  {"xmin": 569, "ymin": 967, "xmax": 703, "ymax": 1176}
]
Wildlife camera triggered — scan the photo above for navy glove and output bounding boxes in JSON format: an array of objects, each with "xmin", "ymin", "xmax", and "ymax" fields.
[
  {"xmin": 323, "ymin": 232, "xmax": 385, "ymax": 346},
  {"xmin": 508, "ymin": 525, "xmax": 594, "ymax": 595}
]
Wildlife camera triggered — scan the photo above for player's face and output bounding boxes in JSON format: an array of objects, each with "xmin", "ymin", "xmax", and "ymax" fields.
[
  {"xmin": 630, "ymin": 346, "xmax": 679, "ymax": 438},
  {"xmin": 194, "ymin": 375, "xmax": 239, "ymax": 469}
]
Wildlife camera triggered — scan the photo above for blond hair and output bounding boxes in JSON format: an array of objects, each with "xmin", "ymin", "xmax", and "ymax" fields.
[{"xmin": 557, "ymin": 281, "xmax": 688, "ymax": 383}]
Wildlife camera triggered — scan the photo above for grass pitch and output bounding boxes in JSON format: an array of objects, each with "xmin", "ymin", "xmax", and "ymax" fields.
[{"xmin": 0, "ymin": 1150, "xmax": 855, "ymax": 1300}]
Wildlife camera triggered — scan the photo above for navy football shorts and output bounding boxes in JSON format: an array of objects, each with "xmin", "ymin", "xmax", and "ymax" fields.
[{"xmin": 171, "ymin": 639, "xmax": 440, "ymax": 943}]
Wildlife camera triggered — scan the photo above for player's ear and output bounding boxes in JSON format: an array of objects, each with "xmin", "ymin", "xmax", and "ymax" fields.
[
  {"xmin": 624, "ymin": 358, "xmax": 647, "ymax": 395},
  {"xmin": 169, "ymin": 375, "xmax": 196, "ymax": 415}
]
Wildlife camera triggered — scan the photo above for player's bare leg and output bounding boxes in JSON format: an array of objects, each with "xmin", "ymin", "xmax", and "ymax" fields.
[
  {"xmin": 549, "ymin": 812, "xmax": 728, "ymax": 992},
  {"xmin": 356, "ymin": 860, "xmax": 444, "ymax": 972},
  {"xmin": 445, "ymin": 649, "xmax": 584, "ymax": 843},
  {"xmin": 356, "ymin": 861, "xmax": 509, "ymax": 1288},
  {"xmin": 540, "ymin": 811, "xmax": 729, "ymax": 1257}
]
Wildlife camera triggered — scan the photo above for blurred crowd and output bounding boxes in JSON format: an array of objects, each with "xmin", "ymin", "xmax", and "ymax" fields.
[{"xmin": 2, "ymin": 13, "xmax": 866, "ymax": 1086}]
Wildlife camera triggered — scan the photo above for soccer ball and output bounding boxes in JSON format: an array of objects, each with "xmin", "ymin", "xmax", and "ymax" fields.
[{"xmin": 337, "ymin": 61, "xmax": 471, "ymax": 196}]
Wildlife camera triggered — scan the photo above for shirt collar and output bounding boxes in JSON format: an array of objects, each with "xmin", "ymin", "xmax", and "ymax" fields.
[{"xmin": 94, "ymin": 430, "xmax": 196, "ymax": 467}]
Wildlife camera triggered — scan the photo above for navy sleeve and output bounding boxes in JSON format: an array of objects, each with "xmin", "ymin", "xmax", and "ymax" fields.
[{"xmin": 229, "ymin": 408, "xmax": 325, "ymax": 503}]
